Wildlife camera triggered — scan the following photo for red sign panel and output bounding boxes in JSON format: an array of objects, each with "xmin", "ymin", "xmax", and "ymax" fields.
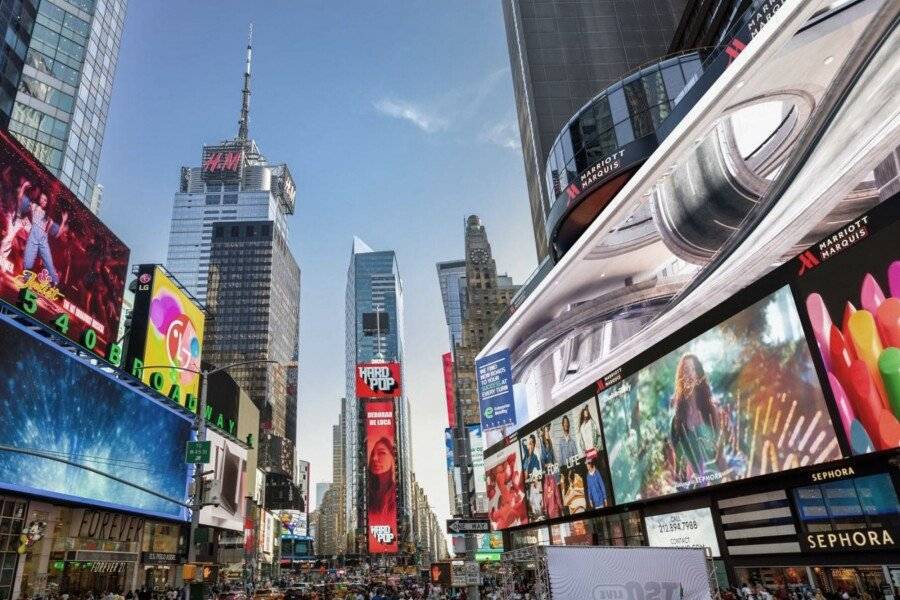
[
  {"xmin": 442, "ymin": 353, "xmax": 457, "ymax": 428},
  {"xmin": 0, "ymin": 129, "xmax": 129, "ymax": 357},
  {"xmin": 366, "ymin": 400, "xmax": 398, "ymax": 554},
  {"xmin": 202, "ymin": 151, "xmax": 242, "ymax": 173},
  {"xmin": 356, "ymin": 361, "xmax": 401, "ymax": 398}
]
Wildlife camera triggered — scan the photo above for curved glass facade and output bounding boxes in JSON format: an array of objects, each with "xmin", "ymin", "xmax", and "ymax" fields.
[{"xmin": 544, "ymin": 52, "xmax": 703, "ymax": 205}]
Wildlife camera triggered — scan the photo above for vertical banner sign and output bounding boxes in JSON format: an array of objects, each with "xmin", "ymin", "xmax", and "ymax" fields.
[
  {"xmin": 475, "ymin": 349, "xmax": 517, "ymax": 430},
  {"xmin": 366, "ymin": 401, "xmax": 399, "ymax": 554},
  {"xmin": 443, "ymin": 353, "xmax": 457, "ymax": 428}
]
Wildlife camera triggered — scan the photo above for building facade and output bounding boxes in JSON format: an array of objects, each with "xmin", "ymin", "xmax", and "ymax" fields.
[
  {"xmin": 204, "ymin": 220, "xmax": 300, "ymax": 444},
  {"xmin": 453, "ymin": 216, "xmax": 519, "ymax": 425},
  {"xmin": 502, "ymin": 0, "xmax": 685, "ymax": 260},
  {"xmin": 0, "ymin": 0, "xmax": 37, "ymax": 128},
  {"xmin": 8, "ymin": 0, "xmax": 127, "ymax": 205},
  {"xmin": 344, "ymin": 239, "xmax": 415, "ymax": 555},
  {"xmin": 436, "ymin": 260, "xmax": 467, "ymax": 348}
]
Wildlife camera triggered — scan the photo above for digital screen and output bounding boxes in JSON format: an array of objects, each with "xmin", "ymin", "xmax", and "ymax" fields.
[
  {"xmin": 356, "ymin": 362, "xmax": 401, "ymax": 398},
  {"xmin": 485, "ymin": 441, "xmax": 527, "ymax": 530},
  {"xmin": 0, "ymin": 129, "xmax": 129, "ymax": 356},
  {"xmin": 0, "ymin": 315, "xmax": 191, "ymax": 520},
  {"xmin": 599, "ymin": 286, "xmax": 840, "ymax": 504},
  {"xmin": 518, "ymin": 393, "xmax": 612, "ymax": 521},
  {"xmin": 129, "ymin": 265, "xmax": 205, "ymax": 402},
  {"xmin": 363, "ymin": 311, "xmax": 390, "ymax": 336},
  {"xmin": 790, "ymin": 208, "xmax": 900, "ymax": 455},
  {"xmin": 366, "ymin": 400, "xmax": 398, "ymax": 553},
  {"xmin": 644, "ymin": 507, "xmax": 721, "ymax": 557},
  {"xmin": 200, "ymin": 429, "xmax": 247, "ymax": 532}
]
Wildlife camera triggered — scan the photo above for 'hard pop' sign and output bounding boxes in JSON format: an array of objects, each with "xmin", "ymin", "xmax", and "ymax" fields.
[
  {"xmin": 356, "ymin": 362, "xmax": 402, "ymax": 397},
  {"xmin": 371, "ymin": 525, "xmax": 395, "ymax": 545}
]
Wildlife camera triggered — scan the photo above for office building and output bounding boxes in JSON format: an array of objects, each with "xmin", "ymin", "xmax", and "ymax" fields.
[
  {"xmin": 315, "ymin": 482, "xmax": 331, "ymax": 510},
  {"xmin": 502, "ymin": 0, "xmax": 685, "ymax": 260},
  {"xmin": 0, "ymin": 0, "xmax": 37, "ymax": 128},
  {"xmin": 8, "ymin": 0, "xmax": 127, "ymax": 205},
  {"xmin": 453, "ymin": 216, "xmax": 519, "ymax": 425},
  {"xmin": 166, "ymin": 30, "xmax": 296, "ymax": 306},
  {"xmin": 204, "ymin": 219, "xmax": 300, "ymax": 443},
  {"xmin": 344, "ymin": 239, "xmax": 414, "ymax": 555},
  {"xmin": 436, "ymin": 260, "xmax": 467, "ymax": 348}
]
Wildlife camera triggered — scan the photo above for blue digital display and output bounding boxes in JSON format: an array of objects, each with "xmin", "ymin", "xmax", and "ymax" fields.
[{"xmin": 0, "ymin": 314, "xmax": 192, "ymax": 520}]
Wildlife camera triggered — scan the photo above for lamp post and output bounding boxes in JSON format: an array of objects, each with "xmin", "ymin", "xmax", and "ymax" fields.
[{"xmin": 137, "ymin": 359, "xmax": 278, "ymax": 598}]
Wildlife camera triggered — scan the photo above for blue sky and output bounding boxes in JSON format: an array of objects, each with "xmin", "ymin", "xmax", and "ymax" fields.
[{"xmin": 97, "ymin": 2, "xmax": 537, "ymax": 529}]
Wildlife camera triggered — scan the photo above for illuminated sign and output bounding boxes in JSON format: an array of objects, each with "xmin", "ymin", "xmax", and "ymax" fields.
[
  {"xmin": 644, "ymin": 508, "xmax": 721, "ymax": 557},
  {"xmin": 0, "ymin": 129, "xmax": 129, "ymax": 359},
  {"xmin": 356, "ymin": 362, "xmax": 401, "ymax": 398},
  {"xmin": 202, "ymin": 151, "xmax": 242, "ymax": 173},
  {"xmin": 443, "ymin": 353, "xmax": 456, "ymax": 428},
  {"xmin": 366, "ymin": 401, "xmax": 398, "ymax": 553}
]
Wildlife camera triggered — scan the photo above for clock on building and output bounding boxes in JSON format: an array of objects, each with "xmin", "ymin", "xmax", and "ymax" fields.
[{"xmin": 469, "ymin": 248, "xmax": 488, "ymax": 264}]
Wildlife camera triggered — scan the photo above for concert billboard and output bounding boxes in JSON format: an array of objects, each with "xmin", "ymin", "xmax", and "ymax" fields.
[
  {"xmin": 366, "ymin": 400, "xmax": 398, "ymax": 553},
  {"xmin": 0, "ymin": 129, "xmax": 129, "ymax": 358},
  {"xmin": 356, "ymin": 362, "xmax": 402, "ymax": 398},
  {"xmin": 598, "ymin": 285, "xmax": 840, "ymax": 504},
  {"xmin": 519, "ymin": 389, "xmax": 611, "ymax": 521},
  {"xmin": 0, "ymin": 314, "xmax": 191, "ymax": 520},
  {"xmin": 485, "ymin": 441, "xmax": 527, "ymax": 530},
  {"xmin": 128, "ymin": 265, "xmax": 205, "ymax": 402},
  {"xmin": 790, "ymin": 204, "xmax": 900, "ymax": 454}
]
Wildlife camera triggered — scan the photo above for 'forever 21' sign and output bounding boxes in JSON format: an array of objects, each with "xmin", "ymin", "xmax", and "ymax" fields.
[{"xmin": 72, "ymin": 509, "xmax": 144, "ymax": 543}]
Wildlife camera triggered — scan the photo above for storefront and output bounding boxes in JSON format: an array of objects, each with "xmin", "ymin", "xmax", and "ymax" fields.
[
  {"xmin": 0, "ymin": 495, "xmax": 28, "ymax": 600},
  {"xmin": 140, "ymin": 521, "xmax": 184, "ymax": 591}
]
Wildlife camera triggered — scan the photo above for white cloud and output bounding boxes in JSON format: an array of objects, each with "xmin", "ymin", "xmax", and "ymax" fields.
[
  {"xmin": 373, "ymin": 98, "xmax": 449, "ymax": 133},
  {"xmin": 479, "ymin": 119, "xmax": 521, "ymax": 151}
]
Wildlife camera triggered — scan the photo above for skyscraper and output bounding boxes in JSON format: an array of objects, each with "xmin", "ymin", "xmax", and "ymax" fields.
[
  {"xmin": 344, "ymin": 239, "xmax": 413, "ymax": 555},
  {"xmin": 166, "ymin": 30, "xmax": 296, "ymax": 306},
  {"xmin": 502, "ymin": 0, "xmax": 685, "ymax": 260},
  {"xmin": 204, "ymin": 219, "xmax": 300, "ymax": 444},
  {"xmin": 8, "ymin": 0, "xmax": 127, "ymax": 205},
  {"xmin": 436, "ymin": 260, "xmax": 467, "ymax": 348},
  {"xmin": 454, "ymin": 216, "xmax": 519, "ymax": 425},
  {"xmin": 0, "ymin": 0, "xmax": 37, "ymax": 128}
]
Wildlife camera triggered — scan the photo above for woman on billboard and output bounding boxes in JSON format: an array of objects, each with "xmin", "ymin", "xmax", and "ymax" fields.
[
  {"xmin": 578, "ymin": 406, "xmax": 602, "ymax": 454},
  {"xmin": 666, "ymin": 354, "xmax": 739, "ymax": 484},
  {"xmin": 540, "ymin": 425, "xmax": 562, "ymax": 518},
  {"xmin": 366, "ymin": 436, "xmax": 397, "ymax": 520}
]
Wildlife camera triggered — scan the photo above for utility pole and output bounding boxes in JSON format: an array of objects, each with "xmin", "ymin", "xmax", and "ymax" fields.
[{"xmin": 451, "ymin": 350, "xmax": 480, "ymax": 600}]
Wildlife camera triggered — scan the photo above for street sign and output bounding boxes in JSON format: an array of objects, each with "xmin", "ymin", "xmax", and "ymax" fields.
[
  {"xmin": 446, "ymin": 518, "xmax": 490, "ymax": 534},
  {"xmin": 450, "ymin": 561, "xmax": 480, "ymax": 587},
  {"xmin": 185, "ymin": 440, "xmax": 211, "ymax": 464}
]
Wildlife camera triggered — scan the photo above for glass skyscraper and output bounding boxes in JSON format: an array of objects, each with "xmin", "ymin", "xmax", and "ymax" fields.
[
  {"xmin": 0, "ymin": 0, "xmax": 38, "ymax": 128},
  {"xmin": 7, "ymin": 0, "xmax": 127, "ymax": 205},
  {"xmin": 344, "ymin": 238, "xmax": 414, "ymax": 554},
  {"xmin": 436, "ymin": 259, "xmax": 467, "ymax": 348}
]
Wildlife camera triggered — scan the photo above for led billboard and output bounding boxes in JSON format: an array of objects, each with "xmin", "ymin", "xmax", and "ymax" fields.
[
  {"xmin": 644, "ymin": 507, "xmax": 721, "ymax": 557},
  {"xmin": 519, "ymin": 390, "xmax": 612, "ymax": 521},
  {"xmin": 356, "ymin": 362, "xmax": 402, "ymax": 398},
  {"xmin": 200, "ymin": 429, "xmax": 247, "ymax": 532},
  {"xmin": 485, "ymin": 441, "xmax": 527, "ymax": 530},
  {"xmin": 599, "ymin": 286, "xmax": 840, "ymax": 504},
  {"xmin": 128, "ymin": 264, "xmax": 205, "ymax": 402},
  {"xmin": 0, "ymin": 129, "xmax": 129, "ymax": 358},
  {"xmin": 790, "ymin": 206, "xmax": 900, "ymax": 454},
  {"xmin": 443, "ymin": 353, "xmax": 457, "ymax": 428},
  {"xmin": 0, "ymin": 315, "xmax": 191, "ymax": 520},
  {"xmin": 366, "ymin": 400, "xmax": 398, "ymax": 553}
]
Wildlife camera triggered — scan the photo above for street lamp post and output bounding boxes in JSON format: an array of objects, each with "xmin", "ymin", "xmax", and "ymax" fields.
[{"xmin": 137, "ymin": 359, "xmax": 278, "ymax": 599}]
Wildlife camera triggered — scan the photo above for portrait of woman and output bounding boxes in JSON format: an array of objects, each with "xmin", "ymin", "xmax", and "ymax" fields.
[
  {"xmin": 366, "ymin": 436, "xmax": 397, "ymax": 519},
  {"xmin": 562, "ymin": 468, "xmax": 586, "ymax": 514},
  {"xmin": 578, "ymin": 406, "xmax": 601, "ymax": 453}
]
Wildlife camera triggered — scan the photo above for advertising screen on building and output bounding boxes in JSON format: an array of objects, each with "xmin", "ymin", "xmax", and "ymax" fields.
[
  {"xmin": 0, "ymin": 315, "xmax": 191, "ymax": 520},
  {"xmin": 0, "ymin": 129, "xmax": 129, "ymax": 357},
  {"xmin": 356, "ymin": 362, "xmax": 402, "ymax": 398},
  {"xmin": 366, "ymin": 400, "xmax": 399, "ymax": 553},
  {"xmin": 519, "ymin": 391, "xmax": 612, "ymax": 521},
  {"xmin": 200, "ymin": 429, "xmax": 247, "ymax": 532},
  {"xmin": 644, "ymin": 507, "xmax": 721, "ymax": 557},
  {"xmin": 476, "ymin": 349, "xmax": 517, "ymax": 430},
  {"xmin": 469, "ymin": 425, "xmax": 488, "ymax": 513},
  {"xmin": 443, "ymin": 353, "xmax": 457, "ymax": 428},
  {"xmin": 599, "ymin": 286, "xmax": 840, "ymax": 504},
  {"xmin": 485, "ymin": 441, "xmax": 527, "ymax": 530},
  {"xmin": 128, "ymin": 265, "xmax": 205, "ymax": 402},
  {"xmin": 790, "ymin": 204, "xmax": 900, "ymax": 455},
  {"xmin": 278, "ymin": 509, "xmax": 307, "ymax": 537}
]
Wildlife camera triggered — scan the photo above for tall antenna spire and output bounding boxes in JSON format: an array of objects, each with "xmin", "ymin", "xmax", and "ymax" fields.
[{"xmin": 237, "ymin": 24, "xmax": 252, "ymax": 141}]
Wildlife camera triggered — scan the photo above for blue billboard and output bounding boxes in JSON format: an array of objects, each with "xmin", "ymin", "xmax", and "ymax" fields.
[
  {"xmin": 475, "ymin": 349, "xmax": 517, "ymax": 430},
  {"xmin": 0, "ymin": 314, "xmax": 192, "ymax": 520}
]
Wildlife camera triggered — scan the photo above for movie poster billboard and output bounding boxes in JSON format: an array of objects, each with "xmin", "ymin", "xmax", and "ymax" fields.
[
  {"xmin": 518, "ymin": 390, "xmax": 611, "ymax": 521},
  {"xmin": 356, "ymin": 362, "xmax": 402, "ymax": 398},
  {"xmin": 789, "ymin": 205, "xmax": 900, "ymax": 455},
  {"xmin": 128, "ymin": 265, "xmax": 205, "ymax": 401},
  {"xmin": 200, "ymin": 429, "xmax": 247, "ymax": 532},
  {"xmin": 0, "ymin": 129, "xmax": 129, "ymax": 357},
  {"xmin": 366, "ymin": 400, "xmax": 399, "ymax": 553},
  {"xmin": 0, "ymin": 315, "xmax": 191, "ymax": 520},
  {"xmin": 484, "ymin": 441, "xmax": 527, "ymax": 530},
  {"xmin": 599, "ymin": 286, "xmax": 841, "ymax": 504}
]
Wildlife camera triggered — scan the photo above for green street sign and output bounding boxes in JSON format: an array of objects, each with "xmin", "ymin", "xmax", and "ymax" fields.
[{"xmin": 185, "ymin": 440, "xmax": 211, "ymax": 464}]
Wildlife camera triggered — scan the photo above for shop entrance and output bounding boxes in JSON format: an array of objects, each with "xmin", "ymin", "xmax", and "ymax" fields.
[
  {"xmin": 61, "ymin": 564, "xmax": 127, "ymax": 596},
  {"xmin": 143, "ymin": 566, "xmax": 171, "ymax": 591},
  {"xmin": 813, "ymin": 566, "xmax": 888, "ymax": 600},
  {"xmin": 734, "ymin": 566, "xmax": 892, "ymax": 600}
]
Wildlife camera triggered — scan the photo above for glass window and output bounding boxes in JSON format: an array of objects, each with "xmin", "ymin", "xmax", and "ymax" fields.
[
  {"xmin": 794, "ymin": 473, "xmax": 900, "ymax": 537},
  {"xmin": 62, "ymin": 14, "xmax": 90, "ymax": 42},
  {"xmin": 230, "ymin": 226, "xmax": 239, "ymax": 237},
  {"xmin": 223, "ymin": 194, "xmax": 238, "ymax": 204},
  {"xmin": 205, "ymin": 195, "xmax": 220, "ymax": 205},
  {"xmin": 662, "ymin": 65, "xmax": 686, "ymax": 102},
  {"xmin": 246, "ymin": 225, "xmax": 255, "ymax": 237}
]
